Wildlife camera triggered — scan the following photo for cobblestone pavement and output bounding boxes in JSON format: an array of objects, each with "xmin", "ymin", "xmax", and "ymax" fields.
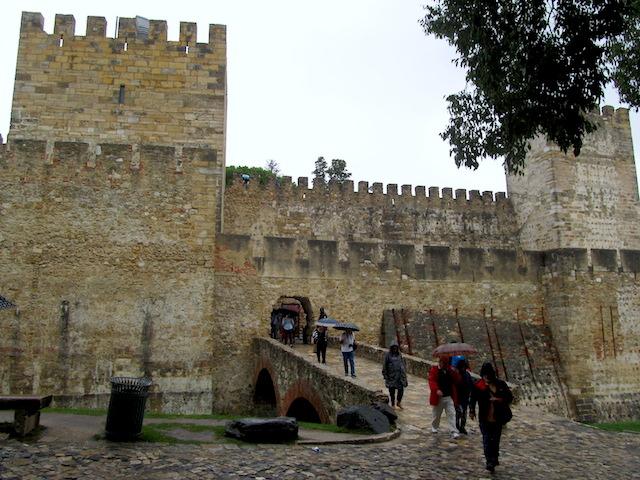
[{"xmin": 2, "ymin": 346, "xmax": 639, "ymax": 479}]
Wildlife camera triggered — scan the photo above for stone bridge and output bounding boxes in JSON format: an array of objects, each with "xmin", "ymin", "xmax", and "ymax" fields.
[{"xmin": 252, "ymin": 337, "xmax": 381, "ymax": 423}]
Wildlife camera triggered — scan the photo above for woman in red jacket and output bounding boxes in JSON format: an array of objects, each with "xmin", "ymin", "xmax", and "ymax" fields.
[
  {"xmin": 469, "ymin": 362, "xmax": 513, "ymax": 473},
  {"xmin": 428, "ymin": 356, "xmax": 460, "ymax": 438}
]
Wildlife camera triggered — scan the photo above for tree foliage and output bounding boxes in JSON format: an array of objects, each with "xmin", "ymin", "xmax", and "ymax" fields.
[
  {"xmin": 312, "ymin": 156, "xmax": 352, "ymax": 183},
  {"xmin": 225, "ymin": 165, "xmax": 276, "ymax": 186},
  {"xmin": 420, "ymin": 0, "xmax": 640, "ymax": 174},
  {"xmin": 265, "ymin": 159, "xmax": 281, "ymax": 176}
]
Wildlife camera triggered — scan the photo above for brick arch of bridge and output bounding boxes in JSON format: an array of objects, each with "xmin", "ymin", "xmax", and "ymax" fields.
[
  {"xmin": 252, "ymin": 337, "xmax": 380, "ymax": 424},
  {"xmin": 253, "ymin": 354, "xmax": 327, "ymax": 423},
  {"xmin": 280, "ymin": 379, "xmax": 330, "ymax": 423}
]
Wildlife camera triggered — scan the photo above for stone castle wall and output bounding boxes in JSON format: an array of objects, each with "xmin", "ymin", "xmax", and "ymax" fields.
[
  {"xmin": 0, "ymin": 139, "xmax": 222, "ymax": 412},
  {"xmin": 12, "ymin": 12, "xmax": 226, "ymax": 149},
  {"xmin": 507, "ymin": 107, "xmax": 640, "ymax": 252},
  {"xmin": 2, "ymin": 11, "xmax": 640, "ymax": 422}
]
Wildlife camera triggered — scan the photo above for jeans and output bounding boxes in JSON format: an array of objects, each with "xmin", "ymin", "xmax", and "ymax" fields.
[
  {"xmin": 389, "ymin": 387, "xmax": 404, "ymax": 405},
  {"xmin": 479, "ymin": 421, "xmax": 503, "ymax": 467},
  {"xmin": 342, "ymin": 351, "xmax": 355, "ymax": 375}
]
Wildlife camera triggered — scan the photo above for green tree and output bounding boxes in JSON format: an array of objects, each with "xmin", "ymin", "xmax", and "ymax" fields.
[
  {"xmin": 327, "ymin": 159, "xmax": 351, "ymax": 182},
  {"xmin": 420, "ymin": 0, "xmax": 640, "ymax": 174},
  {"xmin": 312, "ymin": 156, "xmax": 351, "ymax": 183},
  {"xmin": 312, "ymin": 157, "xmax": 328, "ymax": 183},
  {"xmin": 225, "ymin": 165, "xmax": 276, "ymax": 187},
  {"xmin": 266, "ymin": 159, "xmax": 280, "ymax": 176}
]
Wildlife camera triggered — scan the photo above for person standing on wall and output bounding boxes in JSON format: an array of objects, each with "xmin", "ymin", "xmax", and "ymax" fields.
[
  {"xmin": 340, "ymin": 329, "xmax": 357, "ymax": 378},
  {"xmin": 469, "ymin": 362, "xmax": 513, "ymax": 473},
  {"xmin": 429, "ymin": 356, "xmax": 461, "ymax": 438},
  {"xmin": 382, "ymin": 341, "xmax": 408, "ymax": 409}
]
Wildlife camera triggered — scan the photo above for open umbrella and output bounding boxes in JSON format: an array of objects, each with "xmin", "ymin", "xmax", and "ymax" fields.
[
  {"xmin": 432, "ymin": 342, "xmax": 477, "ymax": 358},
  {"xmin": 332, "ymin": 322, "xmax": 360, "ymax": 331},
  {"xmin": 316, "ymin": 317, "xmax": 338, "ymax": 327}
]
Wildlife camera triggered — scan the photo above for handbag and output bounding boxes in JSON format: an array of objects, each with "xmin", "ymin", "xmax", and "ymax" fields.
[
  {"xmin": 352, "ymin": 340, "xmax": 358, "ymax": 351},
  {"xmin": 497, "ymin": 404, "xmax": 513, "ymax": 425}
]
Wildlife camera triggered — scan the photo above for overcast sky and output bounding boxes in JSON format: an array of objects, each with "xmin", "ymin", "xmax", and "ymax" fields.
[{"xmin": 1, "ymin": 1, "xmax": 638, "ymax": 194}]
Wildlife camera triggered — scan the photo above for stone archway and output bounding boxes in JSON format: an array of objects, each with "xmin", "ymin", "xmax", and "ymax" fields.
[
  {"xmin": 253, "ymin": 357, "xmax": 281, "ymax": 415},
  {"xmin": 280, "ymin": 379, "xmax": 330, "ymax": 424},
  {"xmin": 253, "ymin": 368, "xmax": 277, "ymax": 415},
  {"xmin": 286, "ymin": 397, "xmax": 321, "ymax": 423}
]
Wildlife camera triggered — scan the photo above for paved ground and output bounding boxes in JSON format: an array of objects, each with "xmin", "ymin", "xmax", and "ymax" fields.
[{"xmin": 2, "ymin": 345, "xmax": 640, "ymax": 479}]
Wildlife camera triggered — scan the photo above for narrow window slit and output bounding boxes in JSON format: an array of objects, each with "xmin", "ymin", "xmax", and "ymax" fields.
[
  {"xmin": 59, "ymin": 34, "xmax": 64, "ymax": 47},
  {"xmin": 118, "ymin": 85, "xmax": 125, "ymax": 104},
  {"xmin": 185, "ymin": 42, "xmax": 189, "ymax": 55}
]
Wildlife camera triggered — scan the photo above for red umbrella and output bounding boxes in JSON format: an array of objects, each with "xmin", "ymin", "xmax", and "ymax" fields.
[{"xmin": 432, "ymin": 342, "xmax": 477, "ymax": 358}]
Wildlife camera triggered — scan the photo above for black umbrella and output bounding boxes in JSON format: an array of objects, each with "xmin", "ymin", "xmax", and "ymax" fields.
[
  {"xmin": 332, "ymin": 322, "xmax": 360, "ymax": 331},
  {"xmin": 316, "ymin": 317, "xmax": 339, "ymax": 327},
  {"xmin": 0, "ymin": 295, "xmax": 15, "ymax": 310}
]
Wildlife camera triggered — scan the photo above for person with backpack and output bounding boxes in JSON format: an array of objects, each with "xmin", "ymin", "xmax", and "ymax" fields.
[{"xmin": 469, "ymin": 362, "xmax": 513, "ymax": 473}]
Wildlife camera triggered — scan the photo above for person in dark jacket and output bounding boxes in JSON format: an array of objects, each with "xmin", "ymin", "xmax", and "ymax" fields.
[
  {"xmin": 455, "ymin": 357, "xmax": 474, "ymax": 434},
  {"xmin": 469, "ymin": 362, "xmax": 513, "ymax": 473},
  {"xmin": 313, "ymin": 325, "xmax": 328, "ymax": 364},
  {"xmin": 382, "ymin": 341, "xmax": 408, "ymax": 409}
]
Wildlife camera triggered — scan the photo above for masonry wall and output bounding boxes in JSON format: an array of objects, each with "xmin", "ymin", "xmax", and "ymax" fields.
[
  {"xmin": 507, "ymin": 108, "xmax": 640, "ymax": 421},
  {"xmin": 507, "ymin": 107, "xmax": 640, "ymax": 252},
  {"xmin": 0, "ymin": 139, "xmax": 222, "ymax": 412},
  {"xmin": 211, "ymin": 221, "xmax": 545, "ymax": 412}
]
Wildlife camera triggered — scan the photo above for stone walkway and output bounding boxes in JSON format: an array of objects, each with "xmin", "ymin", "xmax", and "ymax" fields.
[{"xmin": 2, "ymin": 345, "xmax": 640, "ymax": 479}]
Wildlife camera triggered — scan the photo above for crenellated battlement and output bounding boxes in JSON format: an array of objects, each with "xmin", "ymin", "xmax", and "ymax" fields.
[
  {"xmin": 20, "ymin": 12, "xmax": 226, "ymax": 51},
  {"xmin": 0, "ymin": 138, "xmax": 222, "ymax": 174},
  {"xmin": 227, "ymin": 175, "xmax": 508, "ymax": 208},
  {"xmin": 10, "ymin": 12, "xmax": 227, "ymax": 152}
]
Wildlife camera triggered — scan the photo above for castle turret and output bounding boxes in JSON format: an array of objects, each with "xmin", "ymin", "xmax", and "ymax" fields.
[{"xmin": 507, "ymin": 107, "xmax": 640, "ymax": 421}]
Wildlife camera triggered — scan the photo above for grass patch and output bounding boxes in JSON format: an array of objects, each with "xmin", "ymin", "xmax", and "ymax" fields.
[
  {"xmin": 43, "ymin": 407, "xmax": 107, "ymax": 416},
  {"xmin": 298, "ymin": 421, "xmax": 366, "ymax": 434},
  {"xmin": 42, "ymin": 407, "xmax": 239, "ymax": 420},
  {"xmin": 139, "ymin": 423, "xmax": 243, "ymax": 445},
  {"xmin": 587, "ymin": 421, "xmax": 640, "ymax": 433}
]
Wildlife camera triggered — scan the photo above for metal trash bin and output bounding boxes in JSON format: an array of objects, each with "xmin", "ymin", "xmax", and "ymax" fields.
[{"xmin": 105, "ymin": 376, "xmax": 152, "ymax": 441}]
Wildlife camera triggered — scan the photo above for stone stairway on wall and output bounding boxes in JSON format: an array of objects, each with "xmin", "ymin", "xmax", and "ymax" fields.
[{"xmin": 381, "ymin": 309, "xmax": 572, "ymax": 416}]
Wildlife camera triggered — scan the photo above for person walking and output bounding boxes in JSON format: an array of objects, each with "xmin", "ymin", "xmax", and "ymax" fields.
[
  {"xmin": 382, "ymin": 341, "xmax": 408, "ymax": 409},
  {"xmin": 340, "ymin": 329, "xmax": 356, "ymax": 377},
  {"xmin": 313, "ymin": 325, "xmax": 328, "ymax": 364},
  {"xmin": 454, "ymin": 357, "xmax": 474, "ymax": 434},
  {"xmin": 469, "ymin": 362, "xmax": 513, "ymax": 473},
  {"xmin": 429, "ymin": 356, "xmax": 460, "ymax": 438}
]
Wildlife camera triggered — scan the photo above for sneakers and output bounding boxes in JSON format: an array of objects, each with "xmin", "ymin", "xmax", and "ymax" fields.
[
  {"xmin": 452, "ymin": 432, "xmax": 460, "ymax": 439},
  {"xmin": 431, "ymin": 427, "xmax": 438, "ymax": 434},
  {"xmin": 396, "ymin": 404, "xmax": 403, "ymax": 410},
  {"xmin": 351, "ymin": 374, "xmax": 357, "ymax": 378}
]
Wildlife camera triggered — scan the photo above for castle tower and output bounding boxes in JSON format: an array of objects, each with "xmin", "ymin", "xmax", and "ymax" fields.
[
  {"xmin": 507, "ymin": 107, "xmax": 640, "ymax": 421},
  {"xmin": 10, "ymin": 11, "xmax": 227, "ymax": 232},
  {"xmin": 0, "ymin": 13, "xmax": 226, "ymax": 413}
]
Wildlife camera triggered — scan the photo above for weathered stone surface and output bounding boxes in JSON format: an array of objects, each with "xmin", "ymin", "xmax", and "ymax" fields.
[
  {"xmin": 224, "ymin": 417, "xmax": 298, "ymax": 443},
  {"xmin": 337, "ymin": 406, "xmax": 390, "ymax": 434},
  {"xmin": 370, "ymin": 402, "xmax": 398, "ymax": 425}
]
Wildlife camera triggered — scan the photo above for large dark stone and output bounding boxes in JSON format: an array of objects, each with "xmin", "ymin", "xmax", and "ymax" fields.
[
  {"xmin": 371, "ymin": 402, "xmax": 398, "ymax": 424},
  {"xmin": 224, "ymin": 417, "xmax": 298, "ymax": 443},
  {"xmin": 336, "ymin": 405, "xmax": 391, "ymax": 434}
]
